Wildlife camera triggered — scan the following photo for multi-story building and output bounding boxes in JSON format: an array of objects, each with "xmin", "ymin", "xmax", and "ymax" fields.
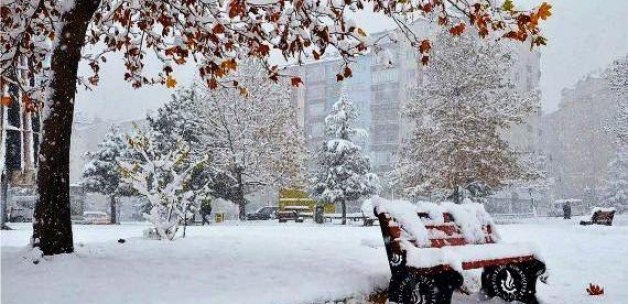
[
  {"xmin": 1, "ymin": 82, "xmax": 42, "ymax": 226},
  {"xmin": 540, "ymin": 75, "xmax": 618, "ymax": 206},
  {"xmin": 292, "ymin": 27, "xmax": 542, "ymax": 201}
]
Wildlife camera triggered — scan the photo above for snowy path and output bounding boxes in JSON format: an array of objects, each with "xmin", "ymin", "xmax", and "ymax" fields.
[{"xmin": 2, "ymin": 218, "xmax": 627, "ymax": 304}]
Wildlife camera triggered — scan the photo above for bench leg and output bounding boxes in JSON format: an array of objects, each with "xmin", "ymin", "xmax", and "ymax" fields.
[
  {"xmin": 387, "ymin": 272, "xmax": 406, "ymax": 303},
  {"xmin": 396, "ymin": 271, "xmax": 462, "ymax": 304},
  {"xmin": 481, "ymin": 260, "xmax": 545, "ymax": 304},
  {"xmin": 433, "ymin": 271, "xmax": 463, "ymax": 304}
]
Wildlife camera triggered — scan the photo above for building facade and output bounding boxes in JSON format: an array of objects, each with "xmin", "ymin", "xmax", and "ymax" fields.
[
  {"xmin": 1, "ymin": 82, "xmax": 42, "ymax": 226},
  {"xmin": 292, "ymin": 27, "xmax": 542, "ymax": 201},
  {"xmin": 540, "ymin": 75, "xmax": 618, "ymax": 206}
]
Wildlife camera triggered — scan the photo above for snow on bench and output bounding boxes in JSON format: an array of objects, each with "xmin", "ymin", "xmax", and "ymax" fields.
[
  {"xmin": 371, "ymin": 196, "xmax": 546, "ymax": 304},
  {"xmin": 580, "ymin": 207, "xmax": 616, "ymax": 226}
]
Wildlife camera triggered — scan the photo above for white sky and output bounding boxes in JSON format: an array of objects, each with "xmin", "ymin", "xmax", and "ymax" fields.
[{"xmin": 74, "ymin": 0, "xmax": 628, "ymax": 121}]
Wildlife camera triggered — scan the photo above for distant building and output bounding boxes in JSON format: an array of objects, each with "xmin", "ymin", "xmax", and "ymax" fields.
[
  {"xmin": 291, "ymin": 24, "xmax": 542, "ymax": 201},
  {"xmin": 540, "ymin": 75, "xmax": 617, "ymax": 206},
  {"xmin": 1, "ymin": 80, "xmax": 42, "ymax": 226}
]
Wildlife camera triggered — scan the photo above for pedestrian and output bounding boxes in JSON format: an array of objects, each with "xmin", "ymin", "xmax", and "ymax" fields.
[
  {"xmin": 563, "ymin": 202, "xmax": 571, "ymax": 219},
  {"xmin": 200, "ymin": 198, "xmax": 213, "ymax": 226}
]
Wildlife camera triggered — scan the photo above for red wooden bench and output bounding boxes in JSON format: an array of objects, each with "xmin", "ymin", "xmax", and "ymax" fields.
[
  {"xmin": 579, "ymin": 207, "xmax": 615, "ymax": 226},
  {"xmin": 372, "ymin": 197, "xmax": 546, "ymax": 304}
]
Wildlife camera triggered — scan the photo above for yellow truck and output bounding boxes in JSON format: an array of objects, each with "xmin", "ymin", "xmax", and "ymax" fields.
[{"xmin": 278, "ymin": 189, "xmax": 335, "ymax": 223}]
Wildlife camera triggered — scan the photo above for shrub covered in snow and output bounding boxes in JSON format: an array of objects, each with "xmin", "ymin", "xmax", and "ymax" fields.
[{"xmin": 120, "ymin": 129, "xmax": 208, "ymax": 240}]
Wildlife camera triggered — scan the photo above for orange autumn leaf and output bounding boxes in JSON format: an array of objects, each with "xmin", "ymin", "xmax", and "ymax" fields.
[
  {"xmin": 419, "ymin": 39, "xmax": 431, "ymax": 54},
  {"xmin": 207, "ymin": 78, "xmax": 218, "ymax": 89},
  {"xmin": 165, "ymin": 75, "xmax": 177, "ymax": 88},
  {"xmin": 537, "ymin": 2, "xmax": 552, "ymax": 20},
  {"xmin": 1, "ymin": 96, "xmax": 11, "ymax": 106},
  {"xmin": 290, "ymin": 76, "xmax": 303, "ymax": 87},
  {"xmin": 421, "ymin": 55, "xmax": 429, "ymax": 66},
  {"xmin": 343, "ymin": 66, "xmax": 352, "ymax": 78},
  {"xmin": 586, "ymin": 283, "xmax": 604, "ymax": 296},
  {"xmin": 449, "ymin": 23, "xmax": 466, "ymax": 36},
  {"xmin": 213, "ymin": 23, "xmax": 225, "ymax": 34},
  {"xmin": 220, "ymin": 58, "xmax": 237, "ymax": 71}
]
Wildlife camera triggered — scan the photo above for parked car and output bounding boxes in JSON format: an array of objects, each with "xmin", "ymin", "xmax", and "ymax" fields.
[
  {"xmin": 246, "ymin": 206, "xmax": 280, "ymax": 220},
  {"xmin": 81, "ymin": 211, "xmax": 110, "ymax": 225},
  {"xmin": 8, "ymin": 207, "xmax": 32, "ymax": 222}
]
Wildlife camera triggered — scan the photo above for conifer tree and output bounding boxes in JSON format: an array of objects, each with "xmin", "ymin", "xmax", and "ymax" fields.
[
  {"xmin": 310, "ymin": 93, "xmax": 379, "ymax": 224},
  {"xmin": 82, "ymin": 126, "xmax": 132, "ymax": 224}
]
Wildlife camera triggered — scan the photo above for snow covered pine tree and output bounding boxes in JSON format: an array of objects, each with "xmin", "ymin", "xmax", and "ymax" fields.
[
  {"xmin": 82, "ymin": 125, "xmax": 132, "ymax": 224},
  {"xmin": 310, "ymin": 93, "xmax": 379, "ymax": 225},
  {"xmin": 392, "ymin": 29, "xmax": 541, "ymax": 203},
  {"xmin": 146, "ymin": 86, "xmax": 209, "ymax": 155},
  {"xmin": 1, "ymin": 0, "xmax": 549, "ymax": 254}
]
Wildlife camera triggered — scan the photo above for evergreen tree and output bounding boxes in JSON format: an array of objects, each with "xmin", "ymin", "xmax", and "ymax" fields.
[
  {"xmin": 147, "ymin": 86, "xmax": 213, "ymax": 211},
  {"xmin": 392, "ymin": 30, "xmax": 540, "ymax": 203},
  {"xmin": 146, "ymin": 86, "xmax": 209, "ymax": 155},
  {"xmin": 310, "ymin": 93, "xmax": 379, "ymax": 224},
  {"xmin": 81, "ymin": 126, "xmax": 132, "ymax": 224}
]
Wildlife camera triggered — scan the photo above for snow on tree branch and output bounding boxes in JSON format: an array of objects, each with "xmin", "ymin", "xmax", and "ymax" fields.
[
  {"xmin": 392, "ymin": 29, "xmax": 541, "ymax": 201},
  {"xmin": 1, "ymin": 0, "xmax": 551, "ymax": 102},
  {"xmin": 120, "ymin": 127, "xmax": 208, "ymax": 240},
  {"xmin": 310, "ymin": 93, "xmax": 379, "ymax": 224},
  {"xmin": 605, "ymin": 54, "xmax": 628, "ymax": 147}
]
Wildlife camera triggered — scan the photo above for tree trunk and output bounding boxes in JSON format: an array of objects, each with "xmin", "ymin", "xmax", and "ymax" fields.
[
  {"xmin": 341, "ymin": 200, "xmax": 347, "ymax": 225},
  {"xmin": 238, "ymin": 203, "xmax": 246, "ymax": 221},
  {"xmin": 453, "ymin": 186, "xmax": 460, "ymax": 204},
  {"xmin": 109, "ymin": 195, "xmax": 117, "ymax": 224},
  {"xmin": 236, "ymin": 172, "xmax": 246, "ymax": 220},
  {"xmin": 32, "ymin": 1, "xmax": 100, "ymax": 255}
]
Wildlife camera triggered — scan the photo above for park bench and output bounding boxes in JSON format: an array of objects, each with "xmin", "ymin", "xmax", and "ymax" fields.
[
  {"xmin": 372, "ymin": 197, "xmax": 546, "ymax": 304},
  {"xmin": 278, "ymin": 206, "xmax": 309, "ymax": 223},
  {"xmin": 579, "ymin": 207, "xmax": 615, "ymax": 226}
]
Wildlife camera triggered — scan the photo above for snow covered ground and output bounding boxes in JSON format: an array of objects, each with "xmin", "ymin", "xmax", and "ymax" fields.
[{"xmin": 1, "ymin": 216, "xmax": 627, "ymax": 304}]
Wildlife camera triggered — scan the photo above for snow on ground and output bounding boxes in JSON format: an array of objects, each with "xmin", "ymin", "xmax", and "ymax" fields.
[{"xmin": 1, "ymin": 216, "xmax": 627, "ymax": 304}]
